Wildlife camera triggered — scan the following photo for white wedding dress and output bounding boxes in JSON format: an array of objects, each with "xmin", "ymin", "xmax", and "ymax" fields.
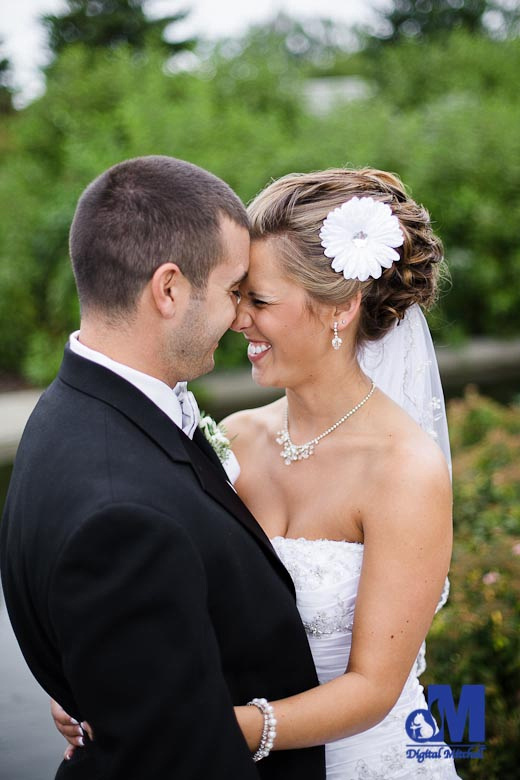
[{"xmin": 271, "ymin": 536, "xmax": 460, "ymax": 780}]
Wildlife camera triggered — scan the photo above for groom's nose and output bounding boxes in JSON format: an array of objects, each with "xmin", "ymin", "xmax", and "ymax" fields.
[{"xmin": 230, "ymin": 299, "xmax": 253, "ymax": 332}]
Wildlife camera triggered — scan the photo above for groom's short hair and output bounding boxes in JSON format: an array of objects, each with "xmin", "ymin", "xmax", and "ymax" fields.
[{"xmin": 69, "ymin": 155, "xmax": 249, "ymax": 314}]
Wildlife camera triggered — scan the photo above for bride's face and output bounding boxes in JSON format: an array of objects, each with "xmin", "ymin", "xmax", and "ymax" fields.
[{"xmin": 231, "ymin": 239, "xmax": 332, "ymax": 388}]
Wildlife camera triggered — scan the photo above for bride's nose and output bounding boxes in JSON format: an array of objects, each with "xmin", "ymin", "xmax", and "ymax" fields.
[{"xmin": 230, "ymin": 298, "xmax": 253, "ymax": 332}]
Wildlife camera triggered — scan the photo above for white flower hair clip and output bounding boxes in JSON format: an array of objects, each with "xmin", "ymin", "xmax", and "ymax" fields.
[{"xmin": 319, "ymin": 196, "xmax": 404, "ymax": 282}]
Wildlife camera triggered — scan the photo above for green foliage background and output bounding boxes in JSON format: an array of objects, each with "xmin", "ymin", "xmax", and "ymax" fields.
[{"xmin": 1, "ymin": 22, "xmax": 520, "ymax": 383}]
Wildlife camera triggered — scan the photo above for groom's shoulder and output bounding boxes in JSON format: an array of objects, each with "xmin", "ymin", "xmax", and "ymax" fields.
[{"xmin": 22, "ymin": 373, "xmax": 109, "ymax": 440}]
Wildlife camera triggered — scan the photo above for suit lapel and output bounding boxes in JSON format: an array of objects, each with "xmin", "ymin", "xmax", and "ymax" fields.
[
  {"xmin": 181, "ymin": 432, "xmax": 295, "ymax": 594},
  {"xmin": 58, "ymin": 347, "xmax": 296, "ymax": 596},
  {"xmin": 59, "ymin": 346, "xmax": 191, "ymax": 466}
]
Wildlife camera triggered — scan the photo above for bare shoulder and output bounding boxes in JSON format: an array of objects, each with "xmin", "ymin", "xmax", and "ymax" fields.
[
  {"xmin": 393, "ymin": 422, "xmax": 449, "ymax": 496},
  {"xmin": 395, "ymin": 434, "xmax": 450, "ymax": 506},
  {"xmin": 220, "ymin": 397, "xmax": 285, "ymax": 458},
  {"xmin": 359, "ymin": 407, "xmax": 453, "ymax": 603},
  {"xmin": 364, "ymin": 397, "xmax": 452, "ymax": 536}
]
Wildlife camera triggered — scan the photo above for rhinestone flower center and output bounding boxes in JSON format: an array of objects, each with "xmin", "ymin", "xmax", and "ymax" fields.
[{"xmin": 352, "ymin": 230, "xmax": 368, "ymax": 246}]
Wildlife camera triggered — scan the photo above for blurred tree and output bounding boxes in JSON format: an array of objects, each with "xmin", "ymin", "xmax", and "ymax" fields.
[
  {"xmin": 1, "ymin": 20, "xmax": 519, "ymax": 383},
  {"xmin": 42, "ymin": 0, "xmax": 193, "ymax": 57},
  {"xmin": 0, "ymin": 40, "xmax": 309, "ymax": 383},
  {"xmin": 0, "ymin": 43, "xmax": 15, "ymax": 114},
  {"xmin": 311, "ymin": 31, "xmax": 520, "ymax": 341},
  {"xmin": 245, "ymin": 12, "xmax": 352, "ymax": 70},
  {"xmin": 371, "ymin": 0, "xmax": 520, "ymax": 43}
]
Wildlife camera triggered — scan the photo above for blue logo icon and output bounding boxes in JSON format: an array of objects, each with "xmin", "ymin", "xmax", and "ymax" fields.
[{"xmin": 405, "ymin": 709, "xmax": 440, "ymax": 742}]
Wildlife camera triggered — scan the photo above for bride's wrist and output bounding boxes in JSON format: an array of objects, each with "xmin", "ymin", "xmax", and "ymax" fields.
[
  {"xmin": 246, "ymin": 698, "xmax": 277, "ymax": 761},
  {"xmin": 234, "ymin": 704, "xmax": 264, "ymax": 752}
]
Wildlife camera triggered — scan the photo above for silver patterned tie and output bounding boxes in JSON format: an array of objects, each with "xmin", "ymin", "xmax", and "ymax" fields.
[{"xmin": 173, "ymin": 382, "xmax": 199, "ymax": 439}]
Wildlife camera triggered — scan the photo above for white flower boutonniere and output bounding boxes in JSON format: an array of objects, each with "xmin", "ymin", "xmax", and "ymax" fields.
[{"xmin": 198, "ymin": 412, "xmax": 232, "ymax": 465}]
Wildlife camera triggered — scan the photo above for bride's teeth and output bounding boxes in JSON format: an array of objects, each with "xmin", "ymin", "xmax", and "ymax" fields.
[{"xmin": 248, "ymin": 343, "xmax": 270, "ymax": 355}]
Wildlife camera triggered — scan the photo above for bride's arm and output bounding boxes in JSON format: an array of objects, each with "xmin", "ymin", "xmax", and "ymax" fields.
[{"xmin": 235, "ymin": 443, "xmax": 453, "ymax": 750}]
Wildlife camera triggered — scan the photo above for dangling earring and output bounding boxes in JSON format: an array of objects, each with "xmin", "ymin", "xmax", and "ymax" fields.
[{"xmin": 332, "ymin": 321, "xmax": 343, "ymax": 350}]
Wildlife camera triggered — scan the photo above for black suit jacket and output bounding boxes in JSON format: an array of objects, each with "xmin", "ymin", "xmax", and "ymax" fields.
[{"xmin": 1, "ymin": 347, "xmax": 325, "ymax": 780}]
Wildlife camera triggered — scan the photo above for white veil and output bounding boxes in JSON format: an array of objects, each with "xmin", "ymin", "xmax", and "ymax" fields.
[
  {"xmin": 358, "ymin": 304, "xmax": 451, "ymax": 676},
  {"xmin": 358, "ymin": 304, "xmax": 452, "ymax": 475}
]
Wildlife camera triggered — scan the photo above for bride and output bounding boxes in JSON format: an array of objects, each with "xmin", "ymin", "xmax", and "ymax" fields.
[
  {"xmin": 226, "ymin": 167, "xmax": 458, "ymax": 778},
  {"xmin": 54, "ymin": 167, "xmax": 459, "ymax": 778}
]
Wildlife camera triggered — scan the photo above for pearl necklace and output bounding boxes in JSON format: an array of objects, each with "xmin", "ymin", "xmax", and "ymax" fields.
[{"xmin": 276, "ymin": 381, "xmax": 376, "ymax": 465}]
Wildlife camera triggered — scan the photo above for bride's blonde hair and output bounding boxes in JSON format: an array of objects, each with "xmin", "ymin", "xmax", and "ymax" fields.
[{"xmin": 247, "ymin": 168, "xmax": 444, "ymax": 345}]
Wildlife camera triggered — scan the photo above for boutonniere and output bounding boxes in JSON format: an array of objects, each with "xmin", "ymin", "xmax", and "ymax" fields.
[{"xmin": 198, "ymin": 412, "xmax": 232, "ymax": 464}]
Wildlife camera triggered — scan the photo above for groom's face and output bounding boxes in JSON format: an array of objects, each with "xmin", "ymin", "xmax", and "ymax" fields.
[{"xmin": 171, "ymin": 217, "xmax": 250, "ymax": 380}]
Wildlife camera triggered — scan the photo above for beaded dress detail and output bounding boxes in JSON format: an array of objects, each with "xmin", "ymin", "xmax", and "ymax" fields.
[{"xmin": 271, "ymin": 537, "xmax": 460, "ymax": 779}]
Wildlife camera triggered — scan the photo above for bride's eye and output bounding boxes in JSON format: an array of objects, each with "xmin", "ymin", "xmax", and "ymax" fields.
[{"xmin": 231, "ymin": 289, "xmax": 242, "ymax": 302}]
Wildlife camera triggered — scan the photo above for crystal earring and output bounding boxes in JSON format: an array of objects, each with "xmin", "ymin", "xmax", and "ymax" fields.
[{"xmin": 332, "ymin": 321, "xmax": 343, "ymax": 350}]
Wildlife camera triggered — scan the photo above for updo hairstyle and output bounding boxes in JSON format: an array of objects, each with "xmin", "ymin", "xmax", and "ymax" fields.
[{"xmin": 247, "ymin": 168, "xmax": 444, "ymax": 345}]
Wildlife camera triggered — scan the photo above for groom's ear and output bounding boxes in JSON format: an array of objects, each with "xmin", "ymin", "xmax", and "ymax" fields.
[{"xmin": 150, "ymin": 262, "xmax": 191, "ymax": 319}]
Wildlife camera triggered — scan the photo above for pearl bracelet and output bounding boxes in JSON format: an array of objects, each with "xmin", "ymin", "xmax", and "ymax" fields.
[{"xmin": 246, "ymin": 697, "xmax": 277, "ymax": 762}]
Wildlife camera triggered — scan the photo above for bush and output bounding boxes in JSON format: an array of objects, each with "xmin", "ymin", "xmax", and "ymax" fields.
[
  {"xmin": 422, "ymin": 389, "xmax": 520, "ymax": 779},
  {"xmin": 449, "ymin": 387, "xmax": 520, "ymax": 540}
]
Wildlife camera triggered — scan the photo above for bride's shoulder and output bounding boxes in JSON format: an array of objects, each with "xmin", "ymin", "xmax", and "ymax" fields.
[
  {"xmin": 364, "ymin": 408, "xmax": 452, "ymax": 546},
  {"xmin": 221, "ymin": 397, "xmax": 285, "ymax": 455},
  {"xmin": 373, "ymin": 397, "xmax": 450, "ymax": 491}
]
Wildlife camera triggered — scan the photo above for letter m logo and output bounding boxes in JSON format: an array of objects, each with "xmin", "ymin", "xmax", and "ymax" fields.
[{"xmin": 427, "ymin": 685, "xmax": 485, "ymax": 743}]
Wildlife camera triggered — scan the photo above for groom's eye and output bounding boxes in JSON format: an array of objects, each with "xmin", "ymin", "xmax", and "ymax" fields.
[{"xmin": 252, "ymin": 298, "xmax": 267, "ymax": 307}]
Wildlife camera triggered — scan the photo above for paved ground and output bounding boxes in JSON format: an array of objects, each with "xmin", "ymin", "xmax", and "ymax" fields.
[
  {"xmin": 1, "ymin": 339, "xmax": 519, "ymax": 464},
  {"xmin": 0, "ymin": 390, "xmax": 43, "ymax": 464}
]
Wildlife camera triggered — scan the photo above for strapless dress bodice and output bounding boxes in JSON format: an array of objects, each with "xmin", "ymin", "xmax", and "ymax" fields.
[{"xmin": 271, "ymin": 537, "xmax": 362, "ymax": 682}]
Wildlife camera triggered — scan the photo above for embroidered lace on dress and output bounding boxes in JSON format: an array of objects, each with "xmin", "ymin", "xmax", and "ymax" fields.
[{"xmin": 272, "ymin": 537, "xmax": 361, "ymax": 638}]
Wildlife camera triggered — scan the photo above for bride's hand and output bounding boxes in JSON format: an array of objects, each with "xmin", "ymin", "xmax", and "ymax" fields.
[{"xmin": 50, "ymin": 699, "xmax": 94, "ymax": 760}]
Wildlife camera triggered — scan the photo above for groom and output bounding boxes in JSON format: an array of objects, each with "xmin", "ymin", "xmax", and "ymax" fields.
[{"xmin": 0, "ymin": 157, "xmax": 324, "ymax": 780}]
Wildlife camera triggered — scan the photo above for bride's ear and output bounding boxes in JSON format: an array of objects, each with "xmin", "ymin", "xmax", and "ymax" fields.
[
  {"xmin": 150, "ymin": 263, "xmax": 191, "ymax": 319},
  {"xmin": 334, "ymin": 291, "xmax": 362, "ymax": 333}
]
